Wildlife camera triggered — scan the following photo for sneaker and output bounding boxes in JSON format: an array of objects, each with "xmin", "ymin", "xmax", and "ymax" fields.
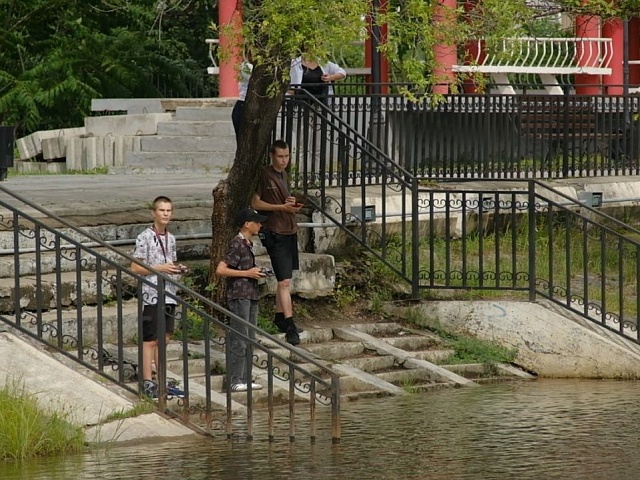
[
  {"xmin": 166, "ymin": 384, "xmax": 186, "ymax": 399},
  {"xmin": 142, "ymin": 380, "xmax": 158, "ymax": 400},
  {"xmin": 230, "ymin": 383, "xmax": 263, "ymax": 392}
]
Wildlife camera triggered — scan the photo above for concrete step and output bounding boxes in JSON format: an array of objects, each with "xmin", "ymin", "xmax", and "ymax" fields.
[
  {"xmin": 0, "ymin": 270, "xmax": 131, "ymax": 313},
  {"xmin": 341, "ymin": 354, "xmax": 396, "ymax": 372},
  {"xmin": 85, "ymin": 113, "xmax": 173, "ymax": 136},
  {"xmin": 157, "ymin": 121, "xmax": 235, "ymax": 137},
  {"xmin": 413, "ymin": 349, "xmax": 456, "ymax": 363},
  {"xmin": 376, "ymin": 366, "xmax": 444, "ymax": 386},
  {"xmin": 122, "ymin": 151, "xmax": 234, "ymax": 174},
  {"xmin": 0, "ymin": 239, "xmax": 210, "ymax": 279},
  {"xmin": 175, "ymin": 106, "xmax": 234, "ymax": 122},
  {"xmin": 303, "ymin": 341, "xmax": 366, "ymax": 359},
  {"xmin": 19, "ymin": 301, "xmax": 140, "ymax": 345},
  {"xmin": 140, "ymin": 136, "xmax": 236, "ymax": 153},
  {"xmin": 0, "ymin": 218, "xmax": 210, "ymax": 250},
  {"xmin": 384, "ymin": 335, "xmax": 443, "ymax": 351}
]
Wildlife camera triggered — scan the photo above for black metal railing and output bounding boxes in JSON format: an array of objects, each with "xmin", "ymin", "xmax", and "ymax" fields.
[
  {"xmin": 0, "ymin": 185, "xmax": 341, "ymax": 443},
  {"xmin": 400, "ymin": 180, "xmax": 640, "ymax": 342},
  {"xmin": 275, "ymin": 87, "xmax": 640, "ymax": 344},
  {"xmin": 278, "ymin": 84, "xmax": 640, "ymax": 183}
]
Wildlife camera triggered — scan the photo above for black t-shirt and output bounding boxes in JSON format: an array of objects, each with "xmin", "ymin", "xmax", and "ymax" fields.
[{"xmin": 301, "ymin": 64, "xmax": 327, "ymax": 97}]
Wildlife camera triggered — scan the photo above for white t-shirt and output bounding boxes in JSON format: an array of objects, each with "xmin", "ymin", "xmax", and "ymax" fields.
[{"xmin": 133, "ymin": 227, "xmax": 178, "ymax": 305}]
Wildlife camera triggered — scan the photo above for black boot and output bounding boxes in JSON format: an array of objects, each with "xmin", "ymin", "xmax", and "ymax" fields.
[
  {"xmin": 274, "ymin": 312, "xmax": 303, "ymax": 334},
  {"xmin": 274, "ymin": 312, "xmax": 288, "ymax": 333},
  {"xmin": 284, "ymin": 317, "xmax": 300, "ymax": 346}
]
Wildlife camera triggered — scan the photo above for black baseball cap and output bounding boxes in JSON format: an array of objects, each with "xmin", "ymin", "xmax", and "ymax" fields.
[{"xmin": 235, "ymin": 208, "xmax": 267, "ymax": 226}]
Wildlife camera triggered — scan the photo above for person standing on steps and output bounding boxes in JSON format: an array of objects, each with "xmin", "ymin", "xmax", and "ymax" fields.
[
  {"xmin": 215, "ymin": 208, "xmax": 268, "ymax": 392},
  {"xmin": 131, "ymin": 196, "xmax": 187, "ymax": 400},
  {"xmin": 231, "ymin": 58, "xmax": 253, "ymax": 144},
  {"xmin": 289, "ymin": 53, "xmax": 347, "ymax": 100},
  {"xmin": 251, "ymin": 140, "xmax": 303, "ymax": 345}
]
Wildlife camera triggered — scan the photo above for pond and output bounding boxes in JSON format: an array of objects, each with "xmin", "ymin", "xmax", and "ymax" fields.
[{"xmin": 1, "ymin": 379, "xmax": 637, "ymax": 479}]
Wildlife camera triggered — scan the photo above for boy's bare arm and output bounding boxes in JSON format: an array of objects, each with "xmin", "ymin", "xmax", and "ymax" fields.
[
  {"xmin": 131, "ymin": 259, "xmax": 181, "ymax": 275},
  {"xmin": 216, "ymin": 261, "xmax": 264, "ymax": 279}
]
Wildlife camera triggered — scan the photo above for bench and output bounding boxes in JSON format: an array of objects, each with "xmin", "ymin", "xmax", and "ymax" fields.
[{"xmin": 515, "ymin": 96, "xmax": 626, "ymax": 164}]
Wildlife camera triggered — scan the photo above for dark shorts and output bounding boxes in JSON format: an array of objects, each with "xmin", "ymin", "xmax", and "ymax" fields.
[
  {"xmin": 142, "ymin": 304, "xmax": 176, "ymax": 342},
  {"xmin": 266, "ymin": 233, "xmax": 299, "ymax": 281}
]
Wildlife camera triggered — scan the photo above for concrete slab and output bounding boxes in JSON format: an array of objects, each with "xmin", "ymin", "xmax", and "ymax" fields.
[
  {"xmin": 91, "ymin": 99, "xmax": 163, "ymax": 114},
  {"xmin": 85, "ymin": 113, "xmax": 172, "ymax": 136},
  {"xmin": 333, "ymin": 326, "xmax": 477, "ymax": 387},
  {"xmin": 157, "ymin": 120, "xmax": 235, "ymax": 137},
  {"xmin": 175, "ymin": 106, "xmax": 234, "ymax": 122},
  {"xmin": 409, "ymin": 300, "xmax": 640, "ymax": 379},
  {"xmin": 85, "ymin": 413, "xmax": 198, "ymax": 444},
  {"xmin": 0, "ymin": 332, "xmax": 132, "ymax": 425}
]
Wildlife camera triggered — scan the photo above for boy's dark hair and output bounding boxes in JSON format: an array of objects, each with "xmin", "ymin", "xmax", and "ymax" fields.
[
  {"xmin": 152, "ymin": 196, "xmax": 173, "ymax": 209},
  {"xmin": 270, "ymin": 140, "xmax": 289, "ymax": 154}
]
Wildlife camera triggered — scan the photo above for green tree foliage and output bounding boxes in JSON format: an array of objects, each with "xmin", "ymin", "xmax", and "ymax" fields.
[{"xmin": 0, "ymin": 0, "xmax": 214, "ymax": 135}]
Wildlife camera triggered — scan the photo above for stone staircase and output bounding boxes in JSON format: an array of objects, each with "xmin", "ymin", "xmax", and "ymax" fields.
[
  {"xmin": 14, "ymin": 99, "xmax": 238, "ymax": 175},
  {"xmin": 88, "ymin": 316, "xmax": 534, "ymax": 418}
]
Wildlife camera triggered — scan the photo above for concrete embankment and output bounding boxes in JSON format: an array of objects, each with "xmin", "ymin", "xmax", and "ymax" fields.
[{"xmin": 396, "ymin": 300, "xmax": 640, "ymax": 379}]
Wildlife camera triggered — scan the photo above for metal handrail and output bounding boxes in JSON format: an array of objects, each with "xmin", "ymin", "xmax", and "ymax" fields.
[{"xmin": 0, "ymin": 183, "xmax": 341, "ymax": 443}]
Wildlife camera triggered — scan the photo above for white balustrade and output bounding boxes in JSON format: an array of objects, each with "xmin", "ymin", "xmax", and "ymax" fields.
[{"xmin": 454, "ymin": 37, "xmax": 613, "ymax": 75}]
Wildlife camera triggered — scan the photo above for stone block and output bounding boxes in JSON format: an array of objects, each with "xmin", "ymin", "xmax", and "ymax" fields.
[
  {"xmin": 85, "ymin": 113, "xmax": 172, "ymax": 136},
  {"xmin": 42, "ymin": 137, "xmax": 66, "ymax": 160},
  {"xmin": 16, "ymin": 135, "xmax": 37, "ymax": 160},
  {"xmin": 82, "ymin": 137, "xmax": 98, "ymax": 170},
  {"xmin": 90, "ymin": 98, "xmax": 163, "ymax": 114},
  {"xmin": 16, "ymin": 127, "xmax": 86, "ymax": 160},
  {"xmin": 66, "ymin": 138, "xmax": 82, "ymax": 170},
  {"xmin": 257, "ymin": 252, "xmax": 335, "ymax": 299}
]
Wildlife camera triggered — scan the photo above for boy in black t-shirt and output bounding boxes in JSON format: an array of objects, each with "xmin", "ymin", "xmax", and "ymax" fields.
[{"xmin": 215, "ymin": 208, "xmax": 268, "ymax": 392}]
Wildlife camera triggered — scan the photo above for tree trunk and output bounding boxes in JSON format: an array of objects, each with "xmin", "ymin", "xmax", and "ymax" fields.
[{"xmin": 209, "ymin": 62, "xmax": 289, "ymax": 305}]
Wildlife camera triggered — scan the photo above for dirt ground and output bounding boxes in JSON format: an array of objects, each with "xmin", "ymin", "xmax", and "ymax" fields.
[{"xmin": 291, "ymin": 297, "xmax": 392, "ymax": 330}]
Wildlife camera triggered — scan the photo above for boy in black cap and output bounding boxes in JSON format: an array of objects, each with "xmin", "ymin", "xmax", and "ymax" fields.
[{"xmin": 215, "ymin": 208, "xmax": 268, "ymax": 392}]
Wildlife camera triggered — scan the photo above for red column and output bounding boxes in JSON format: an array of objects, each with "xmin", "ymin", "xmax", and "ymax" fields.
[
  {"xmin": 630, "ymin": 17, "xmax": 640, "ymax": 87},
  {"xmin": 218, "ymin": 0, "xmax": 242, "ymax": 97},
  {"xmin": 602, "ymin": 18, "xmax": 624, "ymax": 94},
  {"xmin": 575, "ymin": 14, "xmax": 601, "ymax": 95},
  {"xmin": 432, "ymin": 0, "xmax": 457, "ymax": 94}
]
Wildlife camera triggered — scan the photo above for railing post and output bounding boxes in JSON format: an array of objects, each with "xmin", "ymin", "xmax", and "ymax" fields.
[
  {"xmin": 411, "ymin": 176, "xmax": 420, "ymax": 300},
  {"xmin": 562, "ymin": 88, "xmax": 570, "ymax": 177},
  {"xmin": 528, "ymin": 180, "xmax": 537, "ymax": 301},
  {"xmin": 331, "ymin": 373, "xmax": 341, "ymax": 444},
  {"xmin": 157, "ymin": 278, "xmax": 167, "ymax": 411}
]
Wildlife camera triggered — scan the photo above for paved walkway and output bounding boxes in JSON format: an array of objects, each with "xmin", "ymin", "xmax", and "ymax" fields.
[
  {"xmin": 0, "ymin": 172, "xmax": 224, "ymax": 219},
  {"xmin": 2, "ymin": 172, "xmax": 640, "ymax": 221}
]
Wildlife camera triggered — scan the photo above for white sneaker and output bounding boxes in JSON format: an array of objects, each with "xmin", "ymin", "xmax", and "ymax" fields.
[{"xmin": 230, "ymin": 383, "xmax": 263, "ymax": 392}]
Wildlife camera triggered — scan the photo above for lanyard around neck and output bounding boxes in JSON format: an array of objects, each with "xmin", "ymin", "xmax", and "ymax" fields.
[{"xmin": 152, "ymin": 226, "xmax": 168, "ymax": 262}]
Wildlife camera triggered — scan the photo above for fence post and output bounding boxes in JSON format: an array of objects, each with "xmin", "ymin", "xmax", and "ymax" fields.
[
  {"xmin": 562, "ymin": 89, "xmax": 569, "ymax": 177},
  {"xmin": 0, "ymin": 126, "xmax": 14, "ymax": 181},
  {"xmin": 528, "ymin": 180, "xmax": 537, "ymax": 301},
  {"xmin": 411, "ymin": 176, "xmax": 420, "ymax": 300}
]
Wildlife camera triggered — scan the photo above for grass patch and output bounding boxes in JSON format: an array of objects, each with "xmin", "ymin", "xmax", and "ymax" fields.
[
  {"xmin": 404, "ymin": 310, "xmax": 517, "ymax": 366},
  {"xmin": 102, "ymin": 402, "xmax": 156, "ymax": 423},
  {"xmin": 0, "ymin": 381, "xmax": 85, "ymax": 461}
]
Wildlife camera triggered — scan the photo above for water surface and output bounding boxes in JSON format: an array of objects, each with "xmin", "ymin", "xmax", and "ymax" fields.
[{"xmin": 1, "ymin": 379, "xmax": 638, "ymax": 479}]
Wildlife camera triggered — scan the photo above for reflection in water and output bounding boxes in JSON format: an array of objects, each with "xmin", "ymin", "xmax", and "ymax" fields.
[{"xmin": 1, "ymin": 379, "xmax": 638, "ymax": 479}]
